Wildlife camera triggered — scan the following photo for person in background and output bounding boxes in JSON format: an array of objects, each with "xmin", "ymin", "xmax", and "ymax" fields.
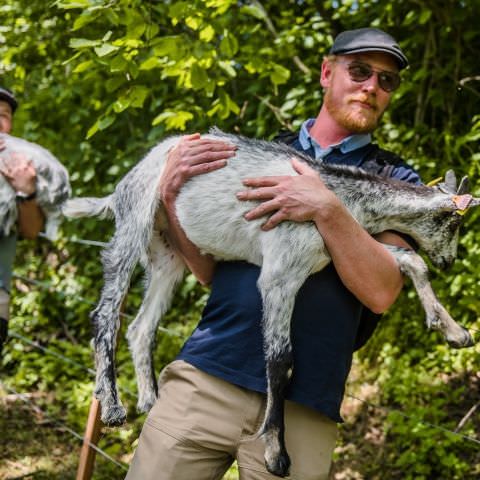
[
  {"xmin": 0, "ymin": 87, "xmax": 45, "ymax": 355},
  {"xmin": 126, "ymin": 28, "xmax": 421, "ymax": 480}
]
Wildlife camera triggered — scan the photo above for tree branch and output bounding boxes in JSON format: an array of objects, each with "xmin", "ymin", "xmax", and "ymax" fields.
[
  {"xmin": 250, "ymin": 0, "xmax": 311, "ymax": 76},
  {"xmin": 255, "ymin": 94, "xmax": 294, "ymax": 130},
  {"xmin": 455, "ymin": 401, "xmax": 480, "ymax": 433}
]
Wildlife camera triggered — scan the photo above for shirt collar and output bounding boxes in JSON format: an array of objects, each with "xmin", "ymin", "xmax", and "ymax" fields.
[{"xmin": 298, "ymin": 118, "xmax": 372, "ymax": 160}]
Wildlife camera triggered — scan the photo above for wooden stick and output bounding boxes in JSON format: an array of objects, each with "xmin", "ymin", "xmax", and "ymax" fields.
[{"xmin": 76, "ymin": 396, "xmax": 103, "ymax": 480}]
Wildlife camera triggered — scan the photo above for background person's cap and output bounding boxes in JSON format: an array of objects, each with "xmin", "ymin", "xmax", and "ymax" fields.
[
  {"xmin": 330, "ymin": 28, "xmax": 408, "ymax": 69},
  {"xmin": 0, "ymin": 87, "xmax": 18, "ymax": 113}
]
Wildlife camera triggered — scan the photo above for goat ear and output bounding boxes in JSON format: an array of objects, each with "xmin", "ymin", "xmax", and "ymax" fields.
[
  {"xmin": 452, "ymin": 194, "xmax": 474, "ymax": 214},
  {"xmin": 444, "ymin": 170, "xmax": 457, "ymax": 193},
  {"xmin": 456, "ymin": 176, "xmax": 470, "ymax": 195}
]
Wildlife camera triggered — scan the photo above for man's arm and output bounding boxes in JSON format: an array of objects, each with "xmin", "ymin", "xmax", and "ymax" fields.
[
  {"xmin": 158, "ymin": 133, "xmax": 236, "ymax": 285},
  {"xmin": 237, "ymin": 158, "xmax": 409, "ymax": 313},
  {"xmin": 0, "ymin": 152, "xmax": 44, "ymax": 239}
]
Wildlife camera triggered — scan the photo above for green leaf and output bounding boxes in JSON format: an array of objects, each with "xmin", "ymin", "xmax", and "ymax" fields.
[
  {"xmin": 72, "ymin": 11, "xmax": 99, "ymax": 31},
  {"xmin": 200, "ymin": 25, "xmax": 215, "ymax": 42},
  {"xmin": 112, "ymin": 96, "xmax": 131, "ymax": 113},
  {"xmin": 72, "ymin": 60, "xmax": 94, "ymax": 73},
  {"xmin": 105, "ymin": 76, "xmax": 125, "ymax": 93},
  {"xmin": 69, "ymin": 37, "xmax": 101, "ymax": 49},
  {"xmin": 94, "ymin": 43, "xmax": 119, "ymax": 57},
  {"xmin": 270, "ymin": 64, "xmax": 290, "ymax": 85},
  {"xmin": 185, "ymin": 16, "xmax": 202, "ymax": 30},
  {"xmin": 98, "ymin": 115, "xmax": 115, "ymax": 130},
  {"xmin": 152, "ymin": 110, "xmax": 194, "ymax": 130},
  {"xmin": 190, "ymin": 63, "xmax": 209, "ymax": 90},
  {"xmin": 153, "ymin": 36, "xmax": 181, "ymax": 57},
  {"xmin": 219, "ymin": 32, "xmax": 238, "ymax": 57},
  {"xmin": 129, "ymin": 86, "xmax": 149, "ymax": 108},
  {"xmin": 86, "ymin": 114, "xmax": 115, "ymax": 139},
  {"xmin": 419, "ymin": 10, "xmax": 432, "ymax": 24},
  {"xmin": 218, "ymin": 60, "xmax": 236, "ymax": 78},
  {"xmin": 139, "ymin": 56, "xmax": 162, "ymax": 70},
  {"xmin": 240, "ymin": 4, "xmax": 265, "ymax": 20},
  {"xmin": 107, "ymin": 164, "xmax": 121, "ymax": 175},
  {"xmin": 109, "ymin": 54, "xmax": 128, "ymax": 73},
  {"xmin": 127, "ymin": 20, "xmax": 146, "ymax": 40},
  {"xmin": 56, "ymin": 0, "xmax": 92, "ymax": 9}
]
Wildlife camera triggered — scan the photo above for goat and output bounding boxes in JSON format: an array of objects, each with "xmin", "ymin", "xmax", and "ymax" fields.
[
  {"xmin": 0, "ymin": 133, "xmax": 71, "ymax": 239},
  {"xmin": 63, "ymin": 128, "xmax": 478, "ymax": 477}
]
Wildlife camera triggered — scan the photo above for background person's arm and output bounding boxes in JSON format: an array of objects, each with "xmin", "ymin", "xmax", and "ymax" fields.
[{"xmin": 0, "ymin": 152, "xmax": 45, "ymax": 239}]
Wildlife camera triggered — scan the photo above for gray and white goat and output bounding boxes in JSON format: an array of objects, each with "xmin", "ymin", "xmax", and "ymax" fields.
[
  {"xmin": 63, "ymin": 128, "xmax": 478, "ymax": 477},
  {"xmin": 0, "ymin": 133, "xmax": 71, "ymax": 239}
]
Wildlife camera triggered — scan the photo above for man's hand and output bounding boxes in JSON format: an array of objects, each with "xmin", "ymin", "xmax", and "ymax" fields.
[
  {"xmin": 159, "ymin": 133, "xmax": 236, "ymax": 204},
  {"xmin": 0, "ymin": 152, "xmax": 37, "ymax": 194},
  {"xmin": 237, "ymin": 158, "xmax": 340, "ymax": 230}
]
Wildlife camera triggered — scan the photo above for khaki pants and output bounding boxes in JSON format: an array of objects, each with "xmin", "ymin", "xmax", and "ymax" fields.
[{"xmin": 125, "ymin": 360, "xmax": 337, "ymax": 480}]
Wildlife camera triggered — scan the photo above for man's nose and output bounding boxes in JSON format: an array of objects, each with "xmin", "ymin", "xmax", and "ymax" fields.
[{"xmin": 361, "ymin": 74, "xmax": 379, "ymax": 93}]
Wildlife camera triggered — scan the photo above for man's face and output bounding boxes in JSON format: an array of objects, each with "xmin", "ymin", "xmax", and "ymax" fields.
[
  {"xmin": 321, "ymin": 52, "xmax": 399, "ymax": 134},
  {"xmin": 0, "ymin": 101, "xmax": 13, "ymax": 134}
]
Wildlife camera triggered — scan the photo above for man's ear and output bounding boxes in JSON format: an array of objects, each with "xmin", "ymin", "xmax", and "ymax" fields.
[{"xmin": 320, "ymin": 57, "xmax": 333, "ymax": 89}]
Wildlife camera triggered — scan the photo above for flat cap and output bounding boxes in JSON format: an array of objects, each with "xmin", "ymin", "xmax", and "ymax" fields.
[
  {"xmin": 0, "ymin": 87, "xmax": 18, "ymax": 113},
  {"xmin": 330, "ymin": 28, "xmax": 408, "ymax": 69}
]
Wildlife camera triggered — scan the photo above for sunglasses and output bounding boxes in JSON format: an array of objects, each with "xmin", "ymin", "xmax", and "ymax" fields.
[{"xmin": 336, "ymin": 60, "xmax": 401, "ymax": 93}]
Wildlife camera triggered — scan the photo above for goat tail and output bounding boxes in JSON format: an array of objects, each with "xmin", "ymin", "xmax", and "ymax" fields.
[{"xmin": 62, "ymin": 195, "xmax": 114, "ymax": 220}]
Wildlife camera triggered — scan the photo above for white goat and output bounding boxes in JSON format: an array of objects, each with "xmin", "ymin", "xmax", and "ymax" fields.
[
  {"xmin": 0, "ymin": 133, "xmax": 71, "ymax": 240},
  {"xmin": 63, "ymin": 128, "xmax": 477, "ymax": 477}
]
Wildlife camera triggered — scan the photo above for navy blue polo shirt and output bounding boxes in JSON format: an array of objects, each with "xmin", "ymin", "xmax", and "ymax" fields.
[{"xmin": 177, "ymin": 126, "xmax": 421, "ymax": 422}]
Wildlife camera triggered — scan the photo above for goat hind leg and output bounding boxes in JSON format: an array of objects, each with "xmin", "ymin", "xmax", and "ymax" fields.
[
  {"xmin": 126, "ymin": 232, "xmax": 185, "ymax": 413},
  {"xmin": 92, "ymin": 232, "xmax": 145, "ymax": 426},
  {"xmin": 386, "ymin": 245, "xmax": 473, "ymax": 348}
]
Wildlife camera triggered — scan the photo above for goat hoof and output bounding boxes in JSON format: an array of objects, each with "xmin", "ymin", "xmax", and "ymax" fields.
[
  {"xmin": 101, "ymin": 405, "xmax": 127, "ymax": 426},
  {"xmin": 265, "ymin": 451, "xmax": 291, "ymax": 478},
  {"xmin": 447, "ymin": 327, "xmax": 474, "ymax": 349}
]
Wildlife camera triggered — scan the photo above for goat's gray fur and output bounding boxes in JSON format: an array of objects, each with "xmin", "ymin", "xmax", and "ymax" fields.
[
  {"xmin": 0, "ymin": 133, "xmax": 71, "ymax": 239},
  {"xmin": 63, "ymin": 128, "xmax": 478, "ymax": 477}
]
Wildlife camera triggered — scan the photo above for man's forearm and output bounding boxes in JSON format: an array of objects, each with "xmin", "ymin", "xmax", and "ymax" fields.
[
  {"xmin": 313, "ymin": 202, "xmax": 405, "ymax": 313},
  {"xmin": 163, "ymin": 198, "xmax": 215, "ymax": 285}
]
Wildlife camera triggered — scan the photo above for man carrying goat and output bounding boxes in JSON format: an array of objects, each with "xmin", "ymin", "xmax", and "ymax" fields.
[
  {"xmin": 126, "ymin": 28, "xmax": 424, "ymax": 479},
  {"xmin": 0, "ymin": 87, "xmax": 45, "ymax": 356}
]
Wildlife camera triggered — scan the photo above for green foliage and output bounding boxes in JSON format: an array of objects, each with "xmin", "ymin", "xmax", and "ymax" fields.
[{"xmin": 0, "ymin": 0, "xmax": 479, "ymax": 477}]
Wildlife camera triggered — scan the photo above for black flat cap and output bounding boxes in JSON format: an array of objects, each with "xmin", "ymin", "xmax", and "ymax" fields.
[
  {"xmin": 0, "ymin": 87, "xmax": 18, "ymax": 112},
  {"xmin": 330, "ymin": 28, "xmax": 408, "ymax": 69}
]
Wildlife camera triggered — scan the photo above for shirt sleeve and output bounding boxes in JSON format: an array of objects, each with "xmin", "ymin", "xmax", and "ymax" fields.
[{"xmin": 390, "ymin": 163, "xmax": 422, "ymax": 185}]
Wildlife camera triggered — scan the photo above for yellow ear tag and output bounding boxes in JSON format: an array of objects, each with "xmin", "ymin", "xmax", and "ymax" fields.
[
  {"xmin": 427, "ymin": 177, "xmax": 443, "ymax": 187},
  {"xmin": 453, "ymin": 194, "xmax": 473, "ymax": 215}
]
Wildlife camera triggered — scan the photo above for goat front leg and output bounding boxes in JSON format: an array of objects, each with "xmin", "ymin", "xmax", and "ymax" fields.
[
  {"xmin": 126, "ymin": 231, "xmax": 185, "ymax": 413},
  {"xmin": 385, "ymin": 245, "xmax": 474, "ymax": 348}
]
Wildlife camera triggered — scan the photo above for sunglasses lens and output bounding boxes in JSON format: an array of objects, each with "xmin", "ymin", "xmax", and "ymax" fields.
[
  {"xmin": 378, "ymin": 72, "xmax": 400, "ymax": 92},
  {"xmin": 348, "ymin": 63, "xmax": 372, "ymax": 82},
  {"xmin": 346, "ymin": 62, "xmax": 400, "ymax": 93}
]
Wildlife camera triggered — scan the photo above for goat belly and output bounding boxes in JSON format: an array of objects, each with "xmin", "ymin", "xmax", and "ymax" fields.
[{"xmin": 176, "ymin": 168, "xmax": 265, "ymax": 265}]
